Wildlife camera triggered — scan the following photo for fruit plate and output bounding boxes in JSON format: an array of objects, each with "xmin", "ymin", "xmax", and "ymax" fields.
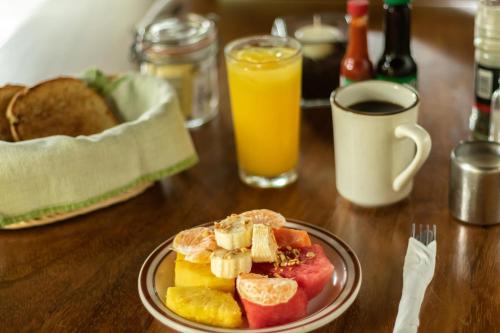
[{"xmin": 138, "ymin": 219, "xmax": 362, "ymax": 333}]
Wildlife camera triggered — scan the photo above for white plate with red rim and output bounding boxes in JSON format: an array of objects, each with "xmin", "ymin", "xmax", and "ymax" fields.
[{"xmin": 138, "ymin": 219, "xmax": 362, "ymax": 333}]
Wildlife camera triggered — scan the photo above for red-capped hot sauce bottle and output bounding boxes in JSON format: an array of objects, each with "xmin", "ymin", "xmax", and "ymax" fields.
[{"xmin": 340, "ymin": 0, "xmax": 373, "ymax": 86}]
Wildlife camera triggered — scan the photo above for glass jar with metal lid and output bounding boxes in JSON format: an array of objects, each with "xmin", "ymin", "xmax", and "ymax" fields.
[{"xmin": 135, "ymin": 14, "xmax": 218, "ymax": 128}]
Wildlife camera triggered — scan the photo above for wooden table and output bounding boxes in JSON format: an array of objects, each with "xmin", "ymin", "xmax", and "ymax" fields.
[{"xmin": 0, "ymin": 1, "xmax": 498, "ymax": 332}]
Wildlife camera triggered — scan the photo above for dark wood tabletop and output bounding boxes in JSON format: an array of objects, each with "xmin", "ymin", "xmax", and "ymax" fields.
[{"xmin": 0, "ymin": 1, "xmax": 498, "ymax": 332}]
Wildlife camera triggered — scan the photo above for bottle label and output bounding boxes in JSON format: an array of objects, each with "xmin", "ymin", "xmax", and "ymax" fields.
[
  {"xmin": 340, "ymin": 76, "xmax": 371, "ymax": 87},
  {"xmin": 475, "ymin": 63, "xmax": 500, "ymax": 113},
  {"xmin": 340, "ymin": 76, "xmax": 354, "ymax": 87},
  {"xmin": 376, "ymin": 75, "xmax": 417, "ymax": 89}
]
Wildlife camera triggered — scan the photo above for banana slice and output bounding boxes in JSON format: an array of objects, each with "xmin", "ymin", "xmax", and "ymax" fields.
[
  {"xmin": 214, "ymin": 214, "xmax": 253, "ymax": 250},
  {"xmin": 251, "ymin": 223, "xmax": 278, "ymax": 263},
  {"xmin": 240, "ymin": 209, "xmax": 286, "ymax": 228},
  {"xmin": 211, "ymin": 248, "xmax": 252, "ymax": 279},
  {"xmin": 173, "ymin": 227, "xmax": 217, "ymax": 264}
]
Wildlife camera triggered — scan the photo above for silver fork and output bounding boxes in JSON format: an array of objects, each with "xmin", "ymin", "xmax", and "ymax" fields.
[{"xmin": 411, "ymin": 223, "xmax": 436, "ymax": 245}]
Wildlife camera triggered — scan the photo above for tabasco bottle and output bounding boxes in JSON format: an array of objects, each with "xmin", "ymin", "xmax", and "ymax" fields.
[
  {"xmin": 376, "ymin": 0, "xmax": 417, "ymax": 88},
  {"xmin": 340, "ymin": 0, "xmax": 373, "ymax": 86}
]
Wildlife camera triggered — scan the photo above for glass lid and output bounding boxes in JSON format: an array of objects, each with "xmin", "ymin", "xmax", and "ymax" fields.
[{"xmin": 144, "ymin": 13, "xmax": 215, "ymax": 47}]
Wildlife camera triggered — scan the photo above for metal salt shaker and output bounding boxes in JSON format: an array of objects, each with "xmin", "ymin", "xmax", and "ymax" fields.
[{"xmin": 449, "ymin": 141, "xmax": 500, "ymax": 225}]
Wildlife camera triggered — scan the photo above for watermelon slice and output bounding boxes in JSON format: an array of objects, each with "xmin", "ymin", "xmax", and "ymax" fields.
[
  {"xmin": 236, "ymin": 273, "xmax": 308, "ymax": 328},
  {"xmin": 240, "ymin": 288, "xmax": 308, "ymax": 328},
  {"xmin": 252, "ymin": 244, "xmax": 334, "ymax": 299},
  {"xmin": 273, "ymin": 227, "xmax": 312, "ymax": 248}
]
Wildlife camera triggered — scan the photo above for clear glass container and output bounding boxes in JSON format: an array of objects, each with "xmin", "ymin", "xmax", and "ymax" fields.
[
  {"xmin": 490, "ymin": 79, "xmax": 500, "ymax": 142},
  {"xmin": 271, "ymin": 13, "xmax": 347, "ymax": 109},
  {"xmin": 135, "ymin": 14, "xmax": 219, "ymax": 128},
  {"xmin": 471, "ymin": 0, "xmax": 500, "ymax": 139}
]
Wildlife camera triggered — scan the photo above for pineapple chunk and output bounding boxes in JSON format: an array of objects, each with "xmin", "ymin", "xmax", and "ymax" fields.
[
  {"xmin": 166, "ymin": 287, "xmax": 242, "ymax": 328},
  {"xmin": 175, "ymin": 253, "xmax": 235, "ymax": 293}
]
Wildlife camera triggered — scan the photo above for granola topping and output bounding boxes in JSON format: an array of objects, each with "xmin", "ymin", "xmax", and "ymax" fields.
[{"xmin": 273, "ymin": 247, "xmax": 314, "ymax": 269}]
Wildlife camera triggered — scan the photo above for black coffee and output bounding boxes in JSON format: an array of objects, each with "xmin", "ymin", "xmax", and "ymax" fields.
[{"xmin": 348, "ymin": 100, "xmax": 403, "ymax": 113}]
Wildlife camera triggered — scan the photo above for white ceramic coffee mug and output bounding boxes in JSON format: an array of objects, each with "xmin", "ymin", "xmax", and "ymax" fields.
[{"xmin": 331, "ymin": 80, "xmax": 431, "ymax": 207}]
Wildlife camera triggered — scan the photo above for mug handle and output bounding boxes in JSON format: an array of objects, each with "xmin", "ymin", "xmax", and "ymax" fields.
[{"xmin": 393, "ymin": 124, "xmax": 432, "ymax": 192}]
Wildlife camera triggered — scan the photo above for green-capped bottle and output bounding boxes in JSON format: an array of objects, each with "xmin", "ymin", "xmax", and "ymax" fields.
[{"xmin": 376, "ymin": 0, "xmax": 417, "ymax": 88}]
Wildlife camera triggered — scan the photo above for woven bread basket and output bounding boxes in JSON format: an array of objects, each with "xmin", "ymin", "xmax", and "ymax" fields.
[{"xmin": 0, "ymin": 72, "xmax": 197, "ymax": 229}]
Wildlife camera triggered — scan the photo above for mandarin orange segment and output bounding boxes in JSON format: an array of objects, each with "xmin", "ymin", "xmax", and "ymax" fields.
[
  {"xmin": 236, "ymin": 273, "xmax": 297, "ymax": 306},
  {"xmin": 172, "ymin": 227, "xmax": 216, "ymax": 263},
  {"xmin": 239, "ymin": 209, "xmax": 286, "ymax": 228}
]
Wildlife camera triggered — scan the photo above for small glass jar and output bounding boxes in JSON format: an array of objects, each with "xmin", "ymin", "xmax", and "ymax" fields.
[
  {"xmin": 271, "ymin": 13, "xmax": 347, "ymax": 109},
  {"xmin": 135, "ymin": 14, "xmax": 219, "ymax": 128}
]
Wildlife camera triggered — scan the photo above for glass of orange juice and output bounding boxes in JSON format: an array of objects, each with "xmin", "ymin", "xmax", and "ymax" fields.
[{"xmin": 225, "ymin": 35, "xmax": 302, "ymax": 188}]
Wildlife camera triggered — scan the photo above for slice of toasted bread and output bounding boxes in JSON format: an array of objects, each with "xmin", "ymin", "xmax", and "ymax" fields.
[
  {"xmin": 0, "ymin": 85, "xmax": 24, "ymax": 141},
  {"xmin": 7, "ymin": 77, "xmax": 118, "ymax": 141}
]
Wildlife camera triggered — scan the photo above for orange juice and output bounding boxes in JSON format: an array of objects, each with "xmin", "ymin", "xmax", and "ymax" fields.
[{"xmin": 226, "ymin": 43, "xmax": 302, "ymax": 184}]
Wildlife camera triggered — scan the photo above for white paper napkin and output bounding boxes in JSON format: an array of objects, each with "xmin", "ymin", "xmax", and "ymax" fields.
[{"xmin": 393, "ymin": 238, "xmax": 436, "ymax": 333}]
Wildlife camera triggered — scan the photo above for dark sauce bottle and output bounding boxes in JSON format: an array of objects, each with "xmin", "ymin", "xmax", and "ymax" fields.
[{"xmin": 376, "ymin": 0, "xmax": 417, "ymax": 88}]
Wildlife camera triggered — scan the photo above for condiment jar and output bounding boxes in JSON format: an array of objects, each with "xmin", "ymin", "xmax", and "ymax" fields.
[
  {"xmin": 470, "ymin": 0, "xmax": 500, "ymax": 139},
  {"xmin": 271, "ymin": 14, "xmax": 347, "ymax": 108},
  {"xmin": 340, "ymin": 0, "xmax": 373, "ymax": 86},
  {"xmin": 490, "ymin": 78, "xmax": 500, "ymax": 141},
  {"xmin": 135, "ymin": 14, "xmax": 219, "ymax": 128}
]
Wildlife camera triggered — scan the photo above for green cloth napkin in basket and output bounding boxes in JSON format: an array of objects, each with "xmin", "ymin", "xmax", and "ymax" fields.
[{"xmin": 0, "ymin": 72, "xmax": 198, "ymax": 227}]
